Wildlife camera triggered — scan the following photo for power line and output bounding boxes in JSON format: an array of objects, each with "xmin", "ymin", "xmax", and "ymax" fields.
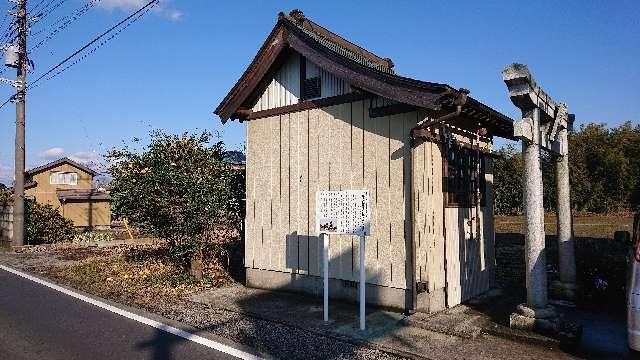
[
  {"xmin": 28, "ymin": 0, "xmax": 68, "ymax": 28},
  {"xmin": 28, "ymin": 0, "xmax": 101, "ymax": 55},
  {"xmin": 0, "ymin": 0, "xmax": 158, "ymax": 110},
  {"xmin": 30, "ymin": 0, "xmax": 60, "ymax": 19},
  {"xmin": 30, "ymin": 0, "xmax": 157, "ymax": 88},
  {"xmin": 30, "ymin": 0, "xmax": 100, "ymax": 38},
  {"xmin": 0, "ymin": 5, "xmax": 17, "ymax": 44},
  {"xmin": 30, "ymin": 0, "xmax": 49, "ymax": 14},
  {"xmin": 37, "ymin": 1, "xmax": 157, "ymax": 85}
]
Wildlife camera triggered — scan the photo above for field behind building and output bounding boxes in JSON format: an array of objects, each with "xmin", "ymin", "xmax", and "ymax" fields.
[{"xmin": 495, "ymin": 213, "xmax": 634, "ymax": 239}]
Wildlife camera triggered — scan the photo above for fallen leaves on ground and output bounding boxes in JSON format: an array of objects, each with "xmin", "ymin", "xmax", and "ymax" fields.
[{"xmin": 35, "ymin": 243, "xmax": 234, "ymax": 311}]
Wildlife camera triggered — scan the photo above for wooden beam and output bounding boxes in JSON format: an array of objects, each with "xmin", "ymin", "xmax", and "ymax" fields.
[
  {"xmin": 246, "ymin": 92, "xmax": 372, "ymax": 120},
  {"xmin": 369, "ymin": 103, "xmax": 417, "ymax": 118}
]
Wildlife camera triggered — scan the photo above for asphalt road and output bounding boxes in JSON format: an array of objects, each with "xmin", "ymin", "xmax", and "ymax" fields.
[{"xmin": 0, "ymin": 268, "xmax": 241, "ymax": 360}]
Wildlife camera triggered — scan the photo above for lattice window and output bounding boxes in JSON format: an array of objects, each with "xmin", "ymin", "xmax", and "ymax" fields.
[
  {"xmin": 303, "ymin": 76, "xmax": 321, "ymax": 99},
  {"xmin": 444, "ymin": 144, "xmax": 486, "ymax": 208}
]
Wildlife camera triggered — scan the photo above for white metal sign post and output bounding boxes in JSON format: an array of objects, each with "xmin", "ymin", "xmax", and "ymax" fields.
[{"xmin": 316, "ymin": 190, "xmax": 370, "ymax": 331}]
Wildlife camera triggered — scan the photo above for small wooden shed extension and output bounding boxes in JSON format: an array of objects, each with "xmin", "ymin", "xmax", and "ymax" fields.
[{"xmin": 216, "ymin": 10, "xmax": 514, "ymax": 312}]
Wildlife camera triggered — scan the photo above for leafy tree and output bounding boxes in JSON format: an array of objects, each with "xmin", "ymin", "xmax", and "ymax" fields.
[
  {"xmin": 494, "ymin": 121, "xmax": 640, "ymax": 214},
  {"xmin": 106, "ymin": 131, "xmax": 238, "ymax": 279},
  {"xmin": 493, "ymin": 144, "xmax": 524, "ymax": 215},
  {"xmin": 569, "ymin": 122, "xmax": 638, "ymax": 212},
  {"xmin": 26, "ymin": 201, "xmax": 76, "ymax": 244}
]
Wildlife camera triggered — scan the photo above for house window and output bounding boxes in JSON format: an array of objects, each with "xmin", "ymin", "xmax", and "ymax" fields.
[
  {"xmin": 50, "ymin": 172, "xmax": 78, "ymax": 185},
  {"xmin": 444, "ymin": 144, "xmax": 486, "ymax": 208},
  {"xmin": 303, "ymin": 76, "xmax": 321, "ymax": 99}
]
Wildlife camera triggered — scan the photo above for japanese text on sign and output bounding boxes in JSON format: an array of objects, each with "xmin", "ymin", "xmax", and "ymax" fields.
[{"xmin": 316, "ymin": 190, "xmax": 370, "ymax": 236}]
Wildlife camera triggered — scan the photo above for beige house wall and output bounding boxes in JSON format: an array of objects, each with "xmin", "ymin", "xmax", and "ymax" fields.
[
  {"xmin": 413, "ymin": 126, "xmax": 495, "ymax": 309},
  {"xmin": 411, "ymin": 128, "xmax": 447, "ymax": 310},
  {"xmin": 24, "ymin": 162, "xmax": 111, "ymax": 228},
  {"xmin": 25, "ymin": 163, "xmax": 94, "ymax": 208},
  {"xmin": 246, "ymin": 98, "xmax": 495, "ymax": 310},
  {"xmin": 247, "ymin": 99, "xmax": 413, "ymax": 291},
  {"xmin": 61, "ymin": 200, "xmax": 111, "ymax": 227}
]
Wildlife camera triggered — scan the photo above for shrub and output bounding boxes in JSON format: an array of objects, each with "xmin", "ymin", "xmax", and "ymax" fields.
[
  {"xmin": 106, "ymin": 130, "xmax": 238, "ymax": 279},
  {"xmin": 26, "ymin": 201, "xmax": 77, "ymax": 244}
]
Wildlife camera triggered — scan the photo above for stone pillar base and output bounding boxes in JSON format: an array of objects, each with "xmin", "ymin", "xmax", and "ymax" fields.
[
  {"xmin": 550, "ymin": 281, "xmax": 577, "ymax": 301},
  {"xmin": 509, "ymin": 304, "xmax": 559, "ymax": 333}
]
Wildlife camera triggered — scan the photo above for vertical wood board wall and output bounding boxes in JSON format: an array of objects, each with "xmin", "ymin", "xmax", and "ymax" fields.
[
  {"xmin": 252, "ymin": 53, "xmax": 353, "ymax": 112},
  {"xmin": 246, "ymin": 100, "xmax": 413, "ymax": 289},
  {"xmin": 246, "ymin": 101, "xmax": 496, "ymax": 300}
]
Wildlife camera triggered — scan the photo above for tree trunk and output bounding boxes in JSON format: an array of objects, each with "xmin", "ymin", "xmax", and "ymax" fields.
[{"xmin": 190, "ymin": 251, "xmax": 203, "ymax": 280}]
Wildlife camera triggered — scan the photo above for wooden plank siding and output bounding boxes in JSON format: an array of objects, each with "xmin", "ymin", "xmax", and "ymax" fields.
[
  {"xmin": 245, "ymin": 118, "xmax": 255, "ymax": 269},
  {"xmin": 296, "ymin": 110, "xmax": 310, "ymax": 274},
  {"xmin": 308, "ymin": 108, "xmax": 321, "ymax": 276},
  {"xmin": 246, "ymin": 101, "xmax": 496, "ymax": 308},
  {"xmin": 246, "ymin": 100, "xmax": 416, "ymax": 290},
  {"xmin": 443, "ymin": 131, "xmax": 495, "ymax": 307},
  {"xmin": 289, "ymin": 110, "xmax": 301, "ymax": 273},
  {"xmin": 412, "ymin": 121, "xmax": 446, "ymax": 296},
  {"xmin": 350, "ymin": 101, "xmax": 365, "ymax": 283},
  {"xmin": 363, "ymin": 100, "xmax": 381, "ymax": 284},
  {"xmin": 252, "ymin": 54, "xmax": 300, "ymax": 112},
  {"xmin": 413, "ymin": 118, "xmax": 428, "ymax": 285},
  {"xmin": 252, "ymin": 53, "xmax": 353, "ymax": 113},
  {"xmin": 389, "ymin": 112, "xmax": 408, "ymax": 289},
  {"xmin": 280, "ymin": 114, "xmax": 293, "ymax": 272},
  {"xmin": 429, "ymin": 139, "xmax": 446, "ymax": 294},
  {"xmin": 335, "ymin": 103, "xmax": 354, "ymax": 281}
]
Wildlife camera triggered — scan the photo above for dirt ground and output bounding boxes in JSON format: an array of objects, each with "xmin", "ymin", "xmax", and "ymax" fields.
[{"xmin": 495, "ymin": 213, "xmax": 634, "ymax": 239}]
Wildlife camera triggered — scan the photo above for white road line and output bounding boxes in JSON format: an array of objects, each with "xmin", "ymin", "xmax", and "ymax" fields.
[{"xmin": 0, "ymin": 264, "xmax": 261, "ymax": 360}]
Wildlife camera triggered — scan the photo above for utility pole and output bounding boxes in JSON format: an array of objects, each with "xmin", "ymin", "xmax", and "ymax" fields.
[{"xmin": 11, "ymin": 0, "xmax": 27, "ymax": 247}]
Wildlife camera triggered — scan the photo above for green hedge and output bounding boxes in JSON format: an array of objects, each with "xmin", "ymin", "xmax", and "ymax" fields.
[{"xmin": 26, "ymin": 201, "xmax": 77, "ymax": 244}]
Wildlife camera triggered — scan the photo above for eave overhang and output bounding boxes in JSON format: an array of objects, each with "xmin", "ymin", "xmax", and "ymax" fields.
[
  {"xmin": 214, "ymin": 11, "xmax": 514, "ymax": 140},
  {"xmin": 214, "ymin": 15, "xmax": 457, "ymax": 123}
]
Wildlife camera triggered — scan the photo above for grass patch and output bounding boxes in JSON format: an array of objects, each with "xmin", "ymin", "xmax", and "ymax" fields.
[{"xmin": 495, "ymin": 213, "xmax": 633, "ymax": 238}]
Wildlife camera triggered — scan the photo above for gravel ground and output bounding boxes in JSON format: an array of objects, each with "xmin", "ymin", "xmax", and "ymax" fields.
[
  {"xmin": 158, "ymin": 301, "xmax": 403, "ymax": 360},
  {"xmin": 0, "ymin": 247, "xmax": 404, "ymax": 360}
]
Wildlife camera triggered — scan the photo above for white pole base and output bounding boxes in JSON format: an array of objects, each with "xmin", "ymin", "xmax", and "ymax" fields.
[{"xmin": 359, "ymin": 235, "xmax": 365, "ymax": 331}]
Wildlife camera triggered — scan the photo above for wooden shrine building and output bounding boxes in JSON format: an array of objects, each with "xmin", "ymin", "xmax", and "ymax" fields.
[{"xmin": 215, "ymin": 10, "xmax": 514, "ymax": 313}]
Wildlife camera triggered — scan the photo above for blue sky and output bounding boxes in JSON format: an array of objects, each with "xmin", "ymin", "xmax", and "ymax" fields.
[{"xmin": 0, "ymin": 0, "xmax": 638, "ymax": 185}]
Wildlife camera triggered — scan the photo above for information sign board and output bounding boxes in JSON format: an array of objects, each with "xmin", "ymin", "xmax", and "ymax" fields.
[{"xmin": 316, "ymin": 190, "xmax": 370, "ymax": 236}]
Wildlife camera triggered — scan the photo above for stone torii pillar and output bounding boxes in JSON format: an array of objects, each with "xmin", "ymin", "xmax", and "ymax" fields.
[
  {"xmin": 552, "ymin": 112, "xmax": 577, "ymax": 300},
  {"xmin": 501, "ymin": 64, "xmax": 576, "ymax": 331}
]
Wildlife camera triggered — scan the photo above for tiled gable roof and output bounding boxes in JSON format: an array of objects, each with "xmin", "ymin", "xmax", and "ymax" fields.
[
  {"xmin": 281, "ymin": 10, "xmax": 394, "ymax": 74},
  {"xmin": 25, "ymin": 157, "xmax": 98, "ymax": 177}
]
